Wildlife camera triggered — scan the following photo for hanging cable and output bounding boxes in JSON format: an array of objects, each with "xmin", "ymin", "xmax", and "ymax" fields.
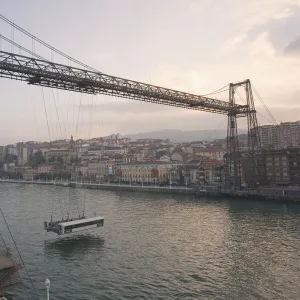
[
  {"xmin": 88, "ymin": 94, "xmax": 93, "ymax": 140},
  {"xmin": 10, "ymin": 24, "xmax": 14, "ymax": 53},
  {"xmin": 30, "ymin": 90, "xmax": 40, "ymax": 138},
  {"xmin": 51, "ymin": 89, "xmax": 63, "ymax": 140},
  {"xmin": 75, "ymin": 93, "xmax": 82, "ymax": 139},
  {"xmin": 72, "ymin": 94, "xmax": 76, "ymax": 136},
  {"xmin": 82, "ymin": 191, "xmax": 87, "ymax": 217},
  {"xmin": 42, "ymin": 87, "xmax": 51, "ymax": 142},
  {"xmin": 63, "ymin": 92, "xmax": 71, "ymax": 138},
  {"xmin": 0, "ymin": 208, "xmax": 40, "ymax": 300}
]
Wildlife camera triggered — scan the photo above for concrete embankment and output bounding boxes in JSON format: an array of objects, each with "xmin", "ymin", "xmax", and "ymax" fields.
[
  {"xmin": 195, "ymin": 189, "xmax": 300, "ymax": 203},
  {"xmin": 1, "ymin": 179, "xmax": 299, "ymax": 202},
  {"xmin": 0, "ymin": 179, "xmax": 195, "ymax": 195},
  {"xmin": 70, "ymin": 182, "xmax": 195, "ymax": 194}
]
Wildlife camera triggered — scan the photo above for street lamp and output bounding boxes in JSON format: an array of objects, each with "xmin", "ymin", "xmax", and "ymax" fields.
[{"xmin": 45, "ymin": 278, "xmax": 50, "ymax": 300}]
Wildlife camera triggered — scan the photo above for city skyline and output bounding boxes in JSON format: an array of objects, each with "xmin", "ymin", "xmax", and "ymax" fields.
[{"xmin": 1, "ymin": 0, "xmax": 300, "ymax": 144}]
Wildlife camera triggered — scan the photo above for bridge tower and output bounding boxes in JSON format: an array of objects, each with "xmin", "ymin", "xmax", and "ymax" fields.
[{"xmin": 225, "ymin": 79, "xmax": 262, "ymax": 189}]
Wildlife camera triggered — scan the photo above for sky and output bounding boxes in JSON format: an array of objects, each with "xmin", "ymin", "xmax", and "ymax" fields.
[{"xmin": 0, "ymin": 0, "xmax": 300, "ymax": 144}]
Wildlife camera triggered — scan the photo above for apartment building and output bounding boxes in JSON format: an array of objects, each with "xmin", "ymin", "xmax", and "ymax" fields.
[
  {"xmin": 118, "ymin": 161, "xmax": 172, "ymax": 183},
  {"xmin": 264, "ymin": 148, "xmax": 300, "ymax": 186}
]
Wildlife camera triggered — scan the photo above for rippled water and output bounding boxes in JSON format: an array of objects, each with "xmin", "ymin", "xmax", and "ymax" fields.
[{"xmin": 1, "ymin": 183, "xmax": 300, "ymax": 300}]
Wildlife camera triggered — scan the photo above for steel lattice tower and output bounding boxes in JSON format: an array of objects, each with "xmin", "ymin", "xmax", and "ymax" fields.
[{"xmin": 225, "ymin": 79, "xmax": 262, "ymax": 189}]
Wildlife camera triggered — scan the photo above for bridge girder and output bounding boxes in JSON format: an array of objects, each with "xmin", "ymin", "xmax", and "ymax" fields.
[{"xmin": 0, "ymin": 51, "xmax": 251, "ymax": 115}]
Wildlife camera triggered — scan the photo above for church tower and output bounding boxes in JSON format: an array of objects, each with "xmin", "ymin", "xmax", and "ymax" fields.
[{"xmin": 68, "ymin": 135, "xmax": 76, "ymax": 160}]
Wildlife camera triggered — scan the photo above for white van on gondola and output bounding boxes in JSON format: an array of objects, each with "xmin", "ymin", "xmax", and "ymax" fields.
[{"xmin": 44, "ymin": 216, "xmax": 104, "ymax": 235}]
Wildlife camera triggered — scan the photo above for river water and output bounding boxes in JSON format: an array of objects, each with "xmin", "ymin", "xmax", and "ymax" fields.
[{"xmin": 0, "ymin": 183, "xmax": 300, "ymax": 300}]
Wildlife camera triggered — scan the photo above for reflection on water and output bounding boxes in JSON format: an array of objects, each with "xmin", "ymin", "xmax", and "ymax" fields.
[
  {"xmin": 44, "ymin": 234, "xmax": 105, "ymax": 258},
  {"xmin": 0, "ymin": 183, "xmax": 300, "ymax": 300}
]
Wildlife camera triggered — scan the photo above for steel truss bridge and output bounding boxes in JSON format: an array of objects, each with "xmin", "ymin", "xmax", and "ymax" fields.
[{"xmin": 0, "ymin": 46, "xmax": 262, "ymax": 188}]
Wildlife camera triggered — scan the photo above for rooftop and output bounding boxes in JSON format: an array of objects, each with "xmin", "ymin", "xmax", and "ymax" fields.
[{"xmin": 122, "ymin": 161, "xmax": 171, "ymax": 166}]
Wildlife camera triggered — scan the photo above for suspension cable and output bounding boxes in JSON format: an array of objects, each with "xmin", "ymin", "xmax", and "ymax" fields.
[
  {"xmin": 0, "ymin": 14, "xmax": 100, "ymax": 72},
  {"xmin": 252, "ymin": 84, "xmax": 277, "ymax": 125},
  {"xmin": 0, "ymin": 34, "xmax": 47, "ymax": 61},
  {"xmin": 201, "ymin": 84, "xmax": 229, "ymax": 96}
]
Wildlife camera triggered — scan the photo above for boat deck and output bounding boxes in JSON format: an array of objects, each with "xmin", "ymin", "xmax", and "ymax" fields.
[{"xmin": 0, "ymin": 251, "xmax": 14, "ymax": 271}]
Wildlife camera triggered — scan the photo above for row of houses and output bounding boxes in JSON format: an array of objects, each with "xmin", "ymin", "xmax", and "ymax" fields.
[{"xmin": 3, "ymin": 148, "xmax": 300, "ymax": 187}]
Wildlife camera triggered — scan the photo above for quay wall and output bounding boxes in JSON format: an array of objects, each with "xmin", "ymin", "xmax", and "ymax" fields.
[{"xmin": 1, "ymin": 179, "xmax": 300, "ymax": 203}]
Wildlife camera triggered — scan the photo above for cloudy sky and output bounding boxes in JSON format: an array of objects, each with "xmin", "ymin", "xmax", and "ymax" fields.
[{"xmin": 0, "ymin": 0, "xmax": 300, "ymax": 144}]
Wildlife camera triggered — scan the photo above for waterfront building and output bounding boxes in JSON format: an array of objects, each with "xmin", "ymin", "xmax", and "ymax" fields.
[
  {"xmin": 6, "ymin": 145, "xmax": 17, "ymax": 156},
  {"xmin": 0, "ymin": 146, "xmax": 6, "ymax": 162},
  {"xmin": 22, "ymin": 168, "xmax": 40, "ymax": 181},
  {"xmin": 263, "ymin": 148, "xmax": 300, "ymax": 186},
  {"xmin": 3, "ymin": 162, "xmax": 16, "ymax": 173},
  {"xmin": 16, "ymin": 143, "xmax": 29, "ymax": 166},
  {"xmin": 87, "ymin": 161, "xmax": 115, "ymax": 181},
  {"xmin": 37, "ymin": 165, "xmax": 56, "ymax": 173},
  {"xmin": 258, "ymin": 121, "xmax": 300, "ymax": 149},
  {"xmin": 279, "ymin": 122, "xmax": 300, "ymax": 149},
  {"xmin": 118, "ymin": 161, "xmax": 172, "ymax": 183}
]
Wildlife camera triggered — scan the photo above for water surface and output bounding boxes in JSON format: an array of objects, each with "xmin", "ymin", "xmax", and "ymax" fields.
[{"xmin": 0, "ymin": 183, "xmax": 300, "ymax": 299}]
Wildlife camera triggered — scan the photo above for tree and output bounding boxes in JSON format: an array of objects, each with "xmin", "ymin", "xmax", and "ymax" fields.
[
  {"xmin": 179, "ymin": 169, "xmax": 185, "ymax": 186},
  {"xmin": 3, "ymin": 154, "xmax": 17, "ymax": 163},
  {"xmin": 27, "ymin": 151, "xmax": 45, "ymax": 166},
  {"xmin": 57, "ymin": 156, "xmax": 64, "ymax": 165},
  {"xmin": 48, "ymin": 155, "xmax": 56, "ymax": 163},
  {"xmin": 70, "ymin": 155, "xmax": 81, "ymax": 164}
]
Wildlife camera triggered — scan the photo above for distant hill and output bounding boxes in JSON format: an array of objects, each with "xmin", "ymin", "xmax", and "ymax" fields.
[{"xmin": 125, "ymin": 129, "xmax": 247, "ymax": 143}]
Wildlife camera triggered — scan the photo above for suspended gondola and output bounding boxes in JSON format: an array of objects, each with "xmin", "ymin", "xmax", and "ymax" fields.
[
  {"xmin": 44, "ymin": 215, "xmax": 104, "ymax": 235},
  {"xmin": 39, "ymin": 78, "xmax": 104, "ymax": 236}
]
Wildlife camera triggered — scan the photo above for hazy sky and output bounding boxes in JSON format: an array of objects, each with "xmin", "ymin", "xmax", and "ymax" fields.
[{"xmin": 1, "ymin": 0, "xmax": 300, "ymax": 144}]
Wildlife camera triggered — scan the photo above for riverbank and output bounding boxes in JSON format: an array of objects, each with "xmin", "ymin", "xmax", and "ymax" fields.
[
  {"xmin": 196, "ymin": 187, "xmax": 300, "ymax": 203},
  {"xmin": 0, "ymin": 179, "xmax": 194, "ymax": 195},
  {"xmin": 1, "ymin": 179, "xmax": 299, "ymax": 202}
]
